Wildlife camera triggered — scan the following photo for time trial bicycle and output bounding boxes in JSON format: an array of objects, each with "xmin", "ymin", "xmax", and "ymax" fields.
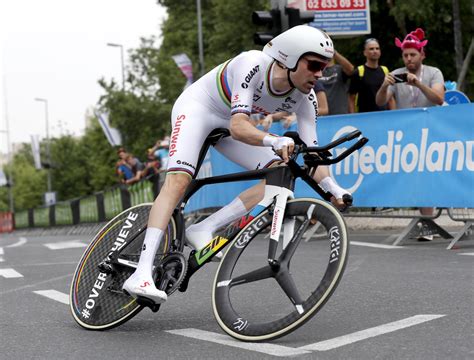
[{"xmin": 70, "ymin": 128, "xmax": 368, "ymax": 341}]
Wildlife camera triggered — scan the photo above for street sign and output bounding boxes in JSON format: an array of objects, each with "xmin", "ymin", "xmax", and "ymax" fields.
[
  {"xmin": 44, "ymin": 191, "xmax": 56, "ymax": 205},
  {"xmin": 288, "ymin": 0, "xmax": 371, "ymax": 36}
]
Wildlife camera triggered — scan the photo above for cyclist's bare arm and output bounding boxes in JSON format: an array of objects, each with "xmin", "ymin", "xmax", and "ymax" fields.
[{"xmin": 230, "ymin": 113, "xmax": 267, "ymax": 145}]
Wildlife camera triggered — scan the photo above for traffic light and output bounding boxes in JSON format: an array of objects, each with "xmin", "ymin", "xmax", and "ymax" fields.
[
  {"xmin": 285, "ymin": 7, "xmax": 315, "ymax": 28},
  {"xmin": 252, "ymin": 9, "xmax": 281, "ymax": 46}
]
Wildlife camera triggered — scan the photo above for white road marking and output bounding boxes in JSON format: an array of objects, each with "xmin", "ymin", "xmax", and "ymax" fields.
[
  {"xmin": 0, "ymin": 247, "xmax": 4, "ymax": 255},
  {"xmin": 0, "ymin": 268, "xmax": 24, "ymax": 278},
  {"xmin": 351, "ymin": 241, "xmax": 405, "ymax": 249},
  {"xmin": 44, "ymin": 241, "xmax": 88, "ymax": 250},
  {"xmin": 1, "ymin": 273, "xmax": 73, "ymax": 295},
  {"xmin": 299, "ymin": 314, "xmax": 445, "ymax": 351},
  {"xmin": 0, "ymin": 258, "xmax": 4, "ymax": 262},
  {"xmin": 166, "ymin": 328, "xmax": 311, "ymax": 357},
  {"xmin": 33, "ymin": 290, "xmax": 70, "ymax": 305},
  {"xmin": 458, "ymin": 253, "xmax": 474, "ymax": 256},
  {"xmin": 7, "ymin": 237, "xmax": 27, "ymax": 248}
]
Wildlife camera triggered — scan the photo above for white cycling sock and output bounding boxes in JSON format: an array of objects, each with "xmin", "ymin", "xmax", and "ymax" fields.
[
  {"xmin": 134, "ymin": 227, "xmax": 163, "ymax": 278},
  {"xmin": 188, "ymin": 197, "xmax": 247, "ymax": 233},
  {"xmin": 319, "ymin": 176, "xmax": 350, "ymax": 199}
]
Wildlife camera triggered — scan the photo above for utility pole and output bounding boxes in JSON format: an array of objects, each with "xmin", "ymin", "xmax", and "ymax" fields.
[{"xmin": 196, "ymin": 0, "xmax": 205, "ymax": 77}]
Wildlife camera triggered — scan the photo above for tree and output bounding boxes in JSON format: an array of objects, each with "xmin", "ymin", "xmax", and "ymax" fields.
[{"xmin": 3, "ymin": 145, "xmax": 46, "ymax": 210}]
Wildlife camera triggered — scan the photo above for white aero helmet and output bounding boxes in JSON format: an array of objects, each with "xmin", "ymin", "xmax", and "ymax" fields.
[{"xmin": 263, "ymin": 25, "xmax": 334, "ymax": 70}]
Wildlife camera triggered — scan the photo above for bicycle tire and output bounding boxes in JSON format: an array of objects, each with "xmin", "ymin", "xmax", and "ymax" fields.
[
  {"xmin": 212, "ymin": 198, "xmax": 349, "ymax": 341},
  {"xmin": 70, "ymin": 203, "xmax": 176, "ymax": 330}
]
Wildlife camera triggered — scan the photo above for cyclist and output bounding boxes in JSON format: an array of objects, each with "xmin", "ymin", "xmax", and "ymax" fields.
[{"xmin": 123, "ymin": 25, "xmax": 352, "ymax": 304}]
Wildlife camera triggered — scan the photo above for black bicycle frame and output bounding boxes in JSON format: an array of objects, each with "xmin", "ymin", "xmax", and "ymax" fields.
[{"xmin": 171, "ymin": 129, "xmax": 368, "ymax": 292}]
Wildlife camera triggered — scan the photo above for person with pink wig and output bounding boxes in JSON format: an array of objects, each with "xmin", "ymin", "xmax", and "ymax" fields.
[{"xmin": 376, "ymin": 28, "xmax": 445, "ymax": 240}]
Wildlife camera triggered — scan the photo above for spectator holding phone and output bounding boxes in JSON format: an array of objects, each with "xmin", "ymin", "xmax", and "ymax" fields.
[
  {"xmin": 375, "ymin": 28, "xmax": 445, "ymax": 240},
  {"xmin": 375, "ymin": 28, "xmax": 444, "ymax": 109}
]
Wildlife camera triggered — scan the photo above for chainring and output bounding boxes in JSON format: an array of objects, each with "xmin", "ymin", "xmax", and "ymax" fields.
[{"xmin": 155, "ymin": 252, "xmax": 188, "ymax": 296}]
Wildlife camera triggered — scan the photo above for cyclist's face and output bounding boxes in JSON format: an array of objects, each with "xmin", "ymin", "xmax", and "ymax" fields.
[{"xmin": 292, "ymin": 56, "xmax": 329, "ymax": 94}]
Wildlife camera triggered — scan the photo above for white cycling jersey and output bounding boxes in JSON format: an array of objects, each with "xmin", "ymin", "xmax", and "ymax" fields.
[{"xmin": 167, "ymin": 50, "xmax": 319, "ymax": 177}]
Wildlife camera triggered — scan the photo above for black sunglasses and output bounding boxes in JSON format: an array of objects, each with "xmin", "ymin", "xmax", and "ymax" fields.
[{"xmin": 305, "ymin": 59, "xmax": 328, "ymax": 72}]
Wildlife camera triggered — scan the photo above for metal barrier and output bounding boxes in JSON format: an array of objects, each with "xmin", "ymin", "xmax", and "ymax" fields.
[
  {"xmin": 103, "ymin": 186, "xmax": 123, "ymax": 220},
  {"xmin": 129, "ymin": 178, "xmax": 155, "ymax": 206},
  {"xmin": 79, "ymin": 195, "xmax": 99, "ymax": 223},
  {"xmin": 33, "ymin": 206, "xmax": 50, "ymax": 227},
  {"xmin": 9, "ymin": 174, "xmax": 162, "ymax": 231},
  {"xmin": 446, "ymin": 208, "xmax": 474, "ymax": 249},
  {"xmin": 54, "ymin": 202, "xmax": 74, "ymax": 226},
  {"xmin": 344, "ymin": 207, "xmax": 453, "ymax": 246},
  {"xmin": 13, "ymin": 210, "xmax": 29, "ymax": 229}
]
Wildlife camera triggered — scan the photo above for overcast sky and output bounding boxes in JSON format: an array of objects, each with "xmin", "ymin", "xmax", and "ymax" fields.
[{"xmin": 0, "ymin": 0, "xmax": 167, "ymax": 154}]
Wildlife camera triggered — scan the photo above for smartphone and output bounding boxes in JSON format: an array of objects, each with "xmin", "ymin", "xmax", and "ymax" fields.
[{"xmin": 394, "ymin": 73, "xmax": 408, "ymax": 83}]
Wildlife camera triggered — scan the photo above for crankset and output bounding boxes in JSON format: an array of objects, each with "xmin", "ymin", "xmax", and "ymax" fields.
[{"xmin": 155, "ymin": 252, "xmax": 188, "ymax": 296}]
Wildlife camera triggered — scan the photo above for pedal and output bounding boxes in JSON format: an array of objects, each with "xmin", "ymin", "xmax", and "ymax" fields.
[
  {"xmin": 136, "ymin": 296, "xmax": 161, "ymax": 313},
  {"xmin": 97, "ymin": 257, "xmax": 117, "ymax": 275}
]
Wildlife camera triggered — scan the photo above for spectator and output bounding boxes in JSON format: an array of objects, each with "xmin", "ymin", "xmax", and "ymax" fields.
[
  {"xmin": 255, "ymin": 111, "xmax": 297, "ymax": 135},
  {"xmin": 318, "ymin": 50, "xmax": 354, "ymax": 115},
  {"xmin": 149, "ymin": 138, "xmax": 170, "ymax": 172},
  {"xmin": 124, "ymin": 154, "xmax": 145, "ymax": 185},
  {"xmin": 143, "ymin": 148, "xmax": 161, "ymax": 177},
  {"xmin": 348, "ymin": 38, "xmax": 396, "ymax": 113},
  {"xmin": 375, "ymin": 28, "xmax": 445, "ymax": 240},
  {"xmin": 116, "ymin": 148, "xmax": 135, "ymax": 183},
  {"xmin": 155, "ymin": 139, "xmax": 170, "ymax": 172}
]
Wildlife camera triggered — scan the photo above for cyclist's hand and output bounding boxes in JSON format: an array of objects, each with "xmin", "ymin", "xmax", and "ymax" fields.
[
  {"xmin": 320, "ymin": 177, "xmax": 352, "ymax": 211},
  {"xmin": 263, "ymin": 135, "xmax": 295, "ymax": 163},
  {"xmin": 331, "ymin": 193, "xmax": 352, "ymax": 211}
]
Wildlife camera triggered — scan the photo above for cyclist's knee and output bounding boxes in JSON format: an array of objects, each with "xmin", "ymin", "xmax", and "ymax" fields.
[{"xmin": 162, "ymin": 172, "xmax": 192, "ymax": 194}]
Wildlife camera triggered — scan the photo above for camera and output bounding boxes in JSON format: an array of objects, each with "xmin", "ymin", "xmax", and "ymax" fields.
[{"xmin": 394, "ymin": 73, "xmax": 408, "ymax": 83}]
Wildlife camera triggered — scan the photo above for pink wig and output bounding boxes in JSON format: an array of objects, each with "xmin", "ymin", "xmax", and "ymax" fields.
[{"xmin": 395, "ymin": 28, "xmax": 428, "ymax": 52}]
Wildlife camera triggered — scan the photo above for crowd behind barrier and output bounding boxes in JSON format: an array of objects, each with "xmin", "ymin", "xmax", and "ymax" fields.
[{"xmin": 3, "ymin": 105, "xmax": 473, "ymax": 249}]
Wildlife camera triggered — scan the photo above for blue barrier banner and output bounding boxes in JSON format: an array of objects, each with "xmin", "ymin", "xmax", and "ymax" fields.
[{"xmin": 185, "ymin": 104, "xmax": 474, "ymax": 211}]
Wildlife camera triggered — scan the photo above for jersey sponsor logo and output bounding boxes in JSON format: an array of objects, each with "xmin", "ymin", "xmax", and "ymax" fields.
[
  {"xmin": 308, "ymin": 94, "xmax": 318, "ymax": 114},
  {"xmin": 231, "ymin": 104, "xmax": 250, "ymax": 110},
  {"xmin": 169, "ymin": 114, "xmax": 185, "ymax": 157},
  {"xmin": 176, "ymin": 159, "xmax": 196, "ymax": 170},
  {"xmin": 253, "ymin": 94, "xmax": 261, "ymax": 102},
  {"xmin": 233, "ymin": 94, "xmax": 239, "ymax": 102},
  {"xmin": 241, "ymin": 65, "xmax": 260, "ymax": 88},
  {"xmin": 281, "ymin": 103, "xmax": 292, "ymax": 110},
  {"xmin": 285, "ymin": 96, "xmax": 296, "ymax": 104},
  {"xmin": 255, "ymin": 81, "xmax": 264, "ymax": 93},
  {"xmin": 243, "ymin": 65, "xmax": 260, "ymax": 84}
]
